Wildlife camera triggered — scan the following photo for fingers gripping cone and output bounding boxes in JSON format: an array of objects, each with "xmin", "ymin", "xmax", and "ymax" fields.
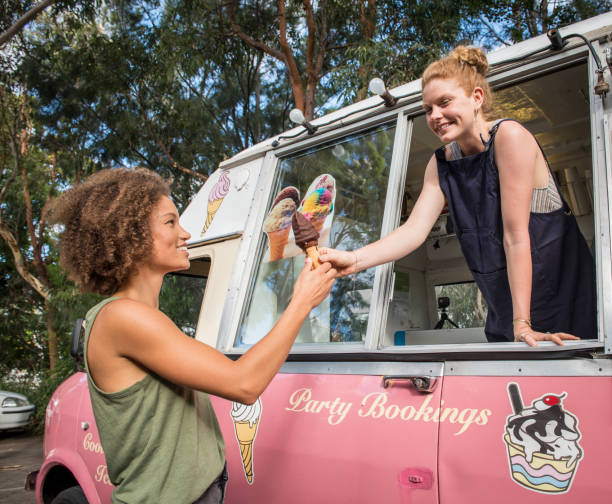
[
  {"xmin": 305, "ymin": 244, "xmax": 321, "ymax": 268},
  {"xmin": 234, "ymin": 419, "xmax": 259, "ymax": 483}
]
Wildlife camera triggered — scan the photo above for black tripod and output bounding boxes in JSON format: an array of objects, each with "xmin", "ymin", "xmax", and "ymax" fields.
[{"xmin": 434, "ymin": 296, "xmax": 459, "ymax": 329}]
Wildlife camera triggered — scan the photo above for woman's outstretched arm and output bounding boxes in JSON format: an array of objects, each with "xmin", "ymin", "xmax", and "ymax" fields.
[
  {"xmin": 319, "ymin": 154, "xmax": 445, "ymax": 276},
  {"xmin": 90, "ymin": 260, "xmax": 336, "ymax": 404}
]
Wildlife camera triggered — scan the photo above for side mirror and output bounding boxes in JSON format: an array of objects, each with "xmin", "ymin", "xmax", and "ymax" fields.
[{"xmin": 70, "ymin": 318, "xmax": 85, "ymax": 371}]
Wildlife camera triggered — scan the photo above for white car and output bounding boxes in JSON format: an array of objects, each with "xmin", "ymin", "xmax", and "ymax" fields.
[{"xmin": 0, "ymin": 390, "xmax": 35, "ymax": 431}]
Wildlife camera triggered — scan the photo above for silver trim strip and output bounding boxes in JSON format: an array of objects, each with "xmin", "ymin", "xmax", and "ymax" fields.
[
  {"xmin": 365, "ymin": 115, "xmax": 413, "ymax": 350},
  {"xmin": 273, "ymin": 108, "xmax": 401, "ymax": 159},
  {"xmin": 279, "ymin": 359, "xmax": 612, "ymax": 376},
  {"xmin": 280, "ymin": 361, "xmax": 444, "ymax": 376},
  {"xmin": 186, "ymin": 231, "xmax": 243, "ymax": 248},
  {"xmin": 217, "ymin": 151, "xmax": 278, "ymax": 352},
  {"xmin": 445, "ymin": 359, "xmax": 612, "ymax": 376},
  {"xmin": 601, "ymin": 114, "xmax": 612, "ymax": 353},
  {"xmin": 588, "ymin": 40, "xmax": 612, "ymax": 354},
  {"xmin": 226, "ymin": 339, "xmax": 602, "ymax": 355}
]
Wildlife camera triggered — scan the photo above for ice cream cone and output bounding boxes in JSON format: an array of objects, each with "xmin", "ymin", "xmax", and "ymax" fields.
[
  {"xmin": 234, "ymin": 419, "xmax": 259, "ymax": 484},
  {"xmin": 266, "ymin": 227, "xmax": 291, "ymax": 261},
  {"xmin": 201, "ymin": 198, "xmax": 223, "ymax": 236},
  {"xmin": 504, "ymin": 434, "xmax": 578, "ymax": 493},
  {"xmin": 201, "ymin": 170, "xmax": 231, "ymax": 236}
]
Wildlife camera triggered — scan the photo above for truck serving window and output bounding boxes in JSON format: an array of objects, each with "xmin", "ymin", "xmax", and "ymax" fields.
[
  {"xmin": 237, "ymin": 123, "xmax": 395, "ymax": 346},
  {"xmin": 385, "ymin": 61, "xmax": 595, "ymax": 347},
  {"xmin": 159, "ymin": 257, "xmax": 209, "ymax": 337}
]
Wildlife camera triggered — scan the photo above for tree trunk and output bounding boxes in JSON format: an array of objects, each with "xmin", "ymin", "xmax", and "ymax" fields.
[
  {"xmin": 45, "ymin": 299, "xmax": 59, "ymax": 370},
  {"xmin": 356, "ymin": 0, "xmax": 377, "ymax": 101}
]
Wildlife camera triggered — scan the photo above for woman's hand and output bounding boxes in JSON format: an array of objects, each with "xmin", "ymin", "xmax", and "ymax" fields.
[
  {"xmin": 318, "ymin": 247, "xmax": 356, "ymax": 277},
  {"xmin": 514, "ymin": 326, "xmax": 580, "ymax": 347},
  {"xmin": 291, "ymin": 259, "xmax": 336, "ymax": 309}
]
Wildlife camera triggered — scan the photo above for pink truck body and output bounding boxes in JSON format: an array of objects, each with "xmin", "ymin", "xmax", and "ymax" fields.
[{"xmin": 35, "ymin": 13, "xmax": 612, "ymax": 504}]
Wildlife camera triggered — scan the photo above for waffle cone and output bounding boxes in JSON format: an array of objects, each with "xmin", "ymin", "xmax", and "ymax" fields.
[
  {"xmin": 305, "ymin": 245, "xmax": 321, "ymax": 268},
  {"xmin": 266, "ymin": 227, "xmax": 291, "ymax": 261},
  {"xmin": 201, "ymin": 198, "xmax": 224, "ymax": 236},
  {"xmin": 234, "ymin": 419, "xmax": 259, "ymax": 484}
]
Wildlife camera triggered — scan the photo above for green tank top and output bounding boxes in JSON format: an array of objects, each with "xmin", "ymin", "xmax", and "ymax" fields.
[{"xmin": 84, "ymin": 298, "xmax": 226, "ymax": 504}]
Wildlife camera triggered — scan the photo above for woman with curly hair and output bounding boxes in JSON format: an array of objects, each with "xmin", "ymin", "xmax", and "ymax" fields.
[
  {"xmin": 320, "ymin": 46, "xmax": 595, "ymax": 346},
  {"xmin": 50, "ymin": 168, "xmax": 336, "ymax": 504}
]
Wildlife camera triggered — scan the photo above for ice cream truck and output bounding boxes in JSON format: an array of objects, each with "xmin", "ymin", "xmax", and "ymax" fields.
[{"xmin": 31, "ymin": 12, "xmax": 612, "ymax": 504}]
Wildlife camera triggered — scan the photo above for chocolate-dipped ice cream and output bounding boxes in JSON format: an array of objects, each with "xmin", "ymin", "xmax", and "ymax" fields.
[{"xmin": 292, "ymin": 212, "xmax": 321, "ymax": 268}]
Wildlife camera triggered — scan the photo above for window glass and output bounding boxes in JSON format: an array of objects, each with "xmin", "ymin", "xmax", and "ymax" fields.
[
  {"xmin": 159, "ymin": 257, "xmax": 209, "ymax": 337},
  {"xmin": 433, "ymin": 282, "xmax": 487, "ymax": 329},
  {"xmin": 237, "ymin": 123, "xmax": 396, "ymax": 346},
  {"xmin": 386, "ymin": 62, "xmax": 593, "ymax": 346}
]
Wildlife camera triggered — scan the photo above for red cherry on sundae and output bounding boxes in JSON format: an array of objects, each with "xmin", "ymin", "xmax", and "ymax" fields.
[{"xmin": 543, "ymin": 395, "xmax": 560, "ymax": 406}]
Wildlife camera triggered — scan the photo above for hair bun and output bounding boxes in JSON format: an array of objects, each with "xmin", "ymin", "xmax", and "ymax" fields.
[{"xmin": 450, "ymin": 46, "xmax": 488, "ymax": 76}]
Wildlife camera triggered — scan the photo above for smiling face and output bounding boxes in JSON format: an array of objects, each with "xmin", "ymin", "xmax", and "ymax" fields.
[
  {"xmin": 149, "ymin": 195, "xmax": 191, "ymax": 274},
  {"xmin": 422, "ymin": 78, "xmax": 483, "ymax": 144}
]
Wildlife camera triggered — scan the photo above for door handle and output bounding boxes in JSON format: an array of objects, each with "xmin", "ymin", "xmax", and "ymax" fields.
[{"xmin": 382, "ymin": 375, "xmax": 438, "ymax": 393}]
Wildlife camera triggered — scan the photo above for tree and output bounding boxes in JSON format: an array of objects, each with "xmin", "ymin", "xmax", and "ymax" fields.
[
  {"xmin": 332, "ymin": 0, "xmax": 480, "ymax": 102},
  {"xmin": 220, "ymin": 0, "xmax": 369, "ymax": 119},
  {"xmin": 219, "ymin": 0, "xmax": 487, "ymax": 116},
  {"xmin": 475, "ymin": 0, "xmax": 612, "ymax": 44},
  {"xmin": 0, "ymin": 87, "xmax": 61, "ymax": 368}
]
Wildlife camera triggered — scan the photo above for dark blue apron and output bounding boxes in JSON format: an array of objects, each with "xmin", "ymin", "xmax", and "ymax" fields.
[{"xmin": 435, "ymin": 119, "xmax": 596, "ymax": 342}]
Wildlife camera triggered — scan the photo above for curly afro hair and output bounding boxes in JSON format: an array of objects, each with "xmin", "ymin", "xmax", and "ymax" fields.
[{"xmin": 50, "ymin": 168, "xmax": 171, "ymax": 295}]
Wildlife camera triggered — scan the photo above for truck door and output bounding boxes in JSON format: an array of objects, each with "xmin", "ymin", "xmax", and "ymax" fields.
[
  {"xmin": 438, "ymin": 363, "xmax": 612, "ymax": 503},
  {"xmin": 207, "ymin": 119, "xmax": 444, "ymax": 502},
  {"xmin": 212, "ymin": 361, "xmax": 442, "ymax": 504}
]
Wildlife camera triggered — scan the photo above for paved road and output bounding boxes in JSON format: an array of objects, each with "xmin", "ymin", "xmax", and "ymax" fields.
[{"xmin": 0, "ymin": 431, "xmax": 41, "ymax": 504}]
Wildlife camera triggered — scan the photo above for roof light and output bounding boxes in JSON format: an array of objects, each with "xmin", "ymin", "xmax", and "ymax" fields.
[
  {"xmin": 289, "ymin": 108, "xmax": 318, "ymax": 135},
  {"xmin": 368, "ymin": 78, "xmax": 397, "ymax": 107}
]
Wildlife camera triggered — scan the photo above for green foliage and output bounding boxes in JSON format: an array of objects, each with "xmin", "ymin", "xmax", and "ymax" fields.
[{"xmin": 159, "ymin": 273, "xmax": 207, "ymax": 337}]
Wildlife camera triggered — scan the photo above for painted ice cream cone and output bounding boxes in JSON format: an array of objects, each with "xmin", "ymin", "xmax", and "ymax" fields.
[
  {"xmin": 266, "ymin": 227, "xmax": 291, "ymax": 261},
  {"xmin": 263, "ymin": 194, "xmax": 298, "ymax": 262},
  {"xmin": 299, "ymin": 174, "xmax": 336, "ymax": 242},
  {"xmin": 231, "ymin": 399, "xmax": 262, "ymax": 485},
  {"xmin": 504, "ymin": 434, "xmax": 578, "ymax": 493},
  {"xmin": 234, "ymin": 419, "xmax": 259, "ymax": 483},
  {"xmin": 504, "ymin": 384, "xmax": 582, "ymax": 494},
  {"xmin": 203, "ymin": 198, "xmax": 223, "ymax": 232},
  {"xmin": 201, "ymin": 170, "xmax": 231, "ymax": 236},
  {"xmin": 272, "ymin": 186, "xmax": 300, "ymax": 208}
]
